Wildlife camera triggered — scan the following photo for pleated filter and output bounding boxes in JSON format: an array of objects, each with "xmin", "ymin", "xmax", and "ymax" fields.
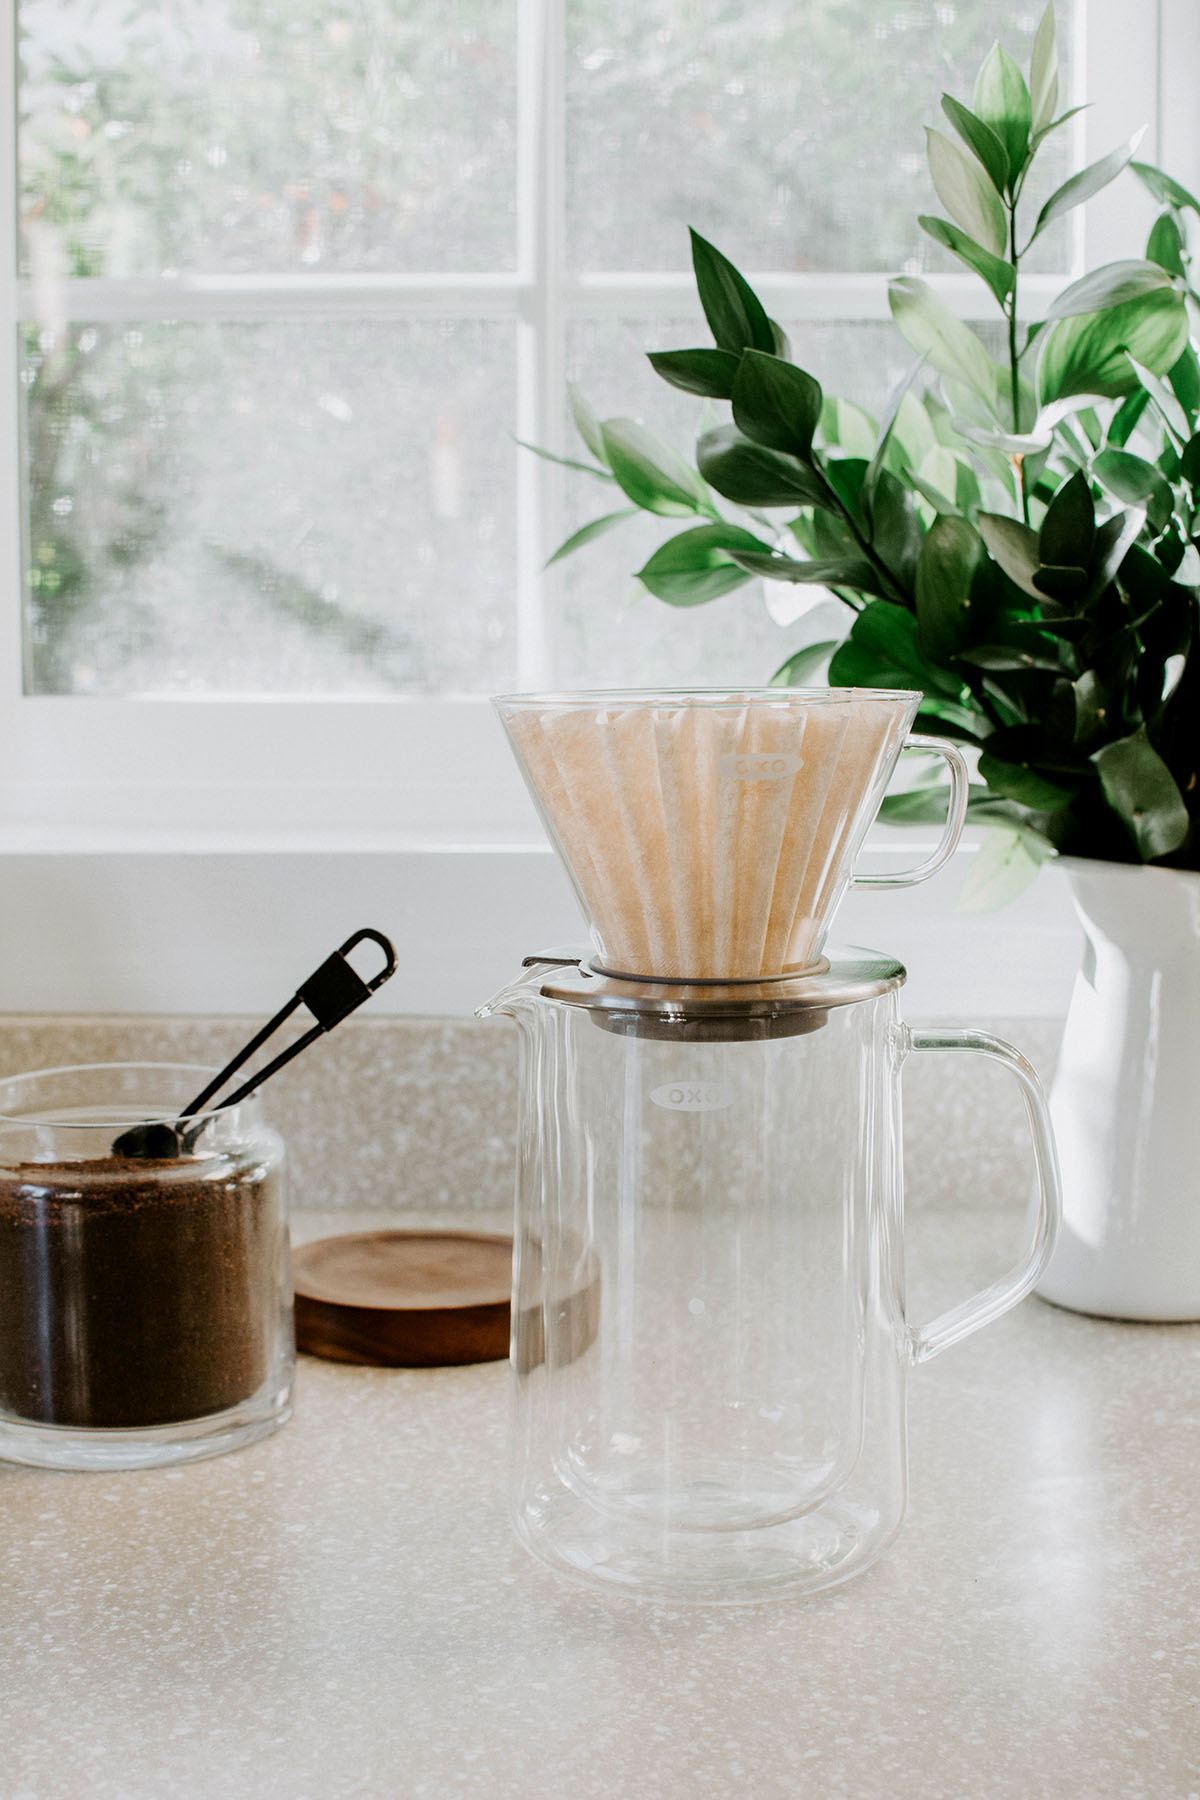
[{"xmin": 496, "ymin": 689, "xmax": 919, "ymax": 981}]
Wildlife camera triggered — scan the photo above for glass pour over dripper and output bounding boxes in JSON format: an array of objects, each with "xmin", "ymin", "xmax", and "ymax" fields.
[{"xmin": 494, "ymin": 688, "xmax": 968, "ymax": 982}]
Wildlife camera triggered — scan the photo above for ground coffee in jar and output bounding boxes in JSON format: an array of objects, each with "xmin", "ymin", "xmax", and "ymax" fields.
[{"xmin": 0, "ymin": 1064, "xmax": 293, "ymax": 1468}]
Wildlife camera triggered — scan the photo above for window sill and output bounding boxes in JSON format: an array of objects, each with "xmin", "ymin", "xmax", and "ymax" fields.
[{"xmin": 0, "ymin": 833, "xmax": 1080, "ymax": 1021}]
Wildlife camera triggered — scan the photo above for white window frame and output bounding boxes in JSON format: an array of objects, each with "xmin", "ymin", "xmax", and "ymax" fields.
[{"xmin": 0, "ymin": 0, "xmax": 1190, "ymax": 1016}]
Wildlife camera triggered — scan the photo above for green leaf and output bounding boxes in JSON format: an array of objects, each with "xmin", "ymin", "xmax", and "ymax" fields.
[
  {"xmin": 1131, "ymin": 160, "xmax": 1200, "ymax": 217},
  {"xmin": 1169, "ymin": 346, "xmax": 1200, "ymax": 423},
  {"xmin": 954, "ymin": 429, "xmax": 1018, "ymax": 499},
  {"xmin": 1180, "ymin": 431, "xmax": 1200, "ymax": 488},
  {"xmin": 945, "ymin": 458, "xmax": 979, "ymax": 516},
  {"xmin": 1040, "ymin": 470, "xmax": 1095, "ymax": 568},
  {"xmin": 908, "ymin": 467, "xmax": 958, "ymax": 515},
  {"xmin": 978, "ymin": 750, "xmax": 1077, "ymax": 809},
  {"xmin": 955, "ymin": 421, "xmax": 1047, "ymax": 456},
  {"xmin": 827, "ymin": 600, "xmax": 964, "ymax": 700},
  {"xmin": 925, "ymin": 127, "xmax": 1007, "ymax": 255},
  {"xmin": 728, "ymin": 549, "xmax": 881, "ymax": 594},
  {"xmin": 919, "ymin": 215, "xmax": 1013, "ymax": 306},
  {"xmin": 696, "ymin": 425, "xmax": 834, "ymax": 510},
  {"xmin": 889, "ymin": 277, "xmax": 998, "ymax": 411},
  {"xmin": 1094, "ymin": 725, "xmax": 1191, "ymax": 858},
  {"xmin": 1030, "ymin": 565, "xmax": 1089, "ymax": 602},
  {"xmin": 822, "ymin": 457, "xmax": 869, "ymax": 517},
  {"xmin": 973, "ymin": 43, "xmax": 1032, "ymax": 186},
  {"xmin": 1126, "ymin": 354, "xmax": 1191, "ymax": 442},
  {"xmin": 544, "ymin": 508, "xmax": 638, "ymax": 568},
  {"xmin": 636, "ymin": 523, "xmax": 769, "ymax": 606},
  {"xmin": 515, "ymin": 438, "xmax": 614, "ymax": 480},
  {"xmin": 1106, "ymin": 388, "xmax": 1150, "ymax": 448},
  {"xmin": 957, "ymin": 826, "xmax": 1056, "ymax": 912},
  {"xmin": 915, "ymin": 515, "xmax": 985, "ymax": 662},
  {"xmin": 730, "ymin": 350, "xmax": 824, "ymax": 459},
  {"xmin": 820, "ymin": 397, "xmax": 877, "ymax": 458},
  {"xmin": 913, "ymin": 705, "xmax": 989, "ymax": 744},
  {"xmin": 940, "ymin": 94, "xmax": 1009, "ymax": 194},
  {"xmin": 808, "ymin": 509, "xmax": 861, "ymax": 563},
  {"xmin": 771, "ymin": 640, "xmax": 838, "ymax": 686},
  {"xmin": 568, "ymin": 384, "xmax": 608, "ymax": 464},
  {"xmin": 893, "ymin": 784, "xmax": 1023, "ymax": 826},
  {"xmin": 1006, "ymin": 615, "xmax": 1089, "ymax": 646},
  {"xmin": 1146, "ymin": 213, "xmax": 1187, "ymax": 278},
  {"xmin": 878, "ymin": 783, "xmax": 966, "ymax": 826},
  {"xmin": 1030, "ymin": 104, "xmax": 1090, "ymax": 157},
  {"xmin": 1038, "ymin": 290, "xmax": 1190, "ymax": 402},
  {"xmin": 1093, "ymin": 448, "xmax": 1174, "ymax": 531},
  {"xmin": 1077, "ymin": 407, "xmax": 1103, "ymax": 449},
  {"xmin": 1029, "ymin": 3, "xmax": 1059, "ymax": 134},
  {"xmin": 868, "ymin": 468, "xmax": 923, "ymax": 592},
  {"xmin": 1044, "ymin": 260, "xmax": 1174, "ymax": 320},
  {"xmin": 689, "ymin": 229, "xmax": 775, "ymax": 356},
  {"xmin": 983, "ymin": 725, "xmax": 1091, "ymax": 776},
  {"xmin": 600, "ymin": 419, "xmax": 710, "ymax": 517},
  {"xmin": 1073, "ymin": 669, "xmax": 1109, "ymax": 745},
  {"xmin": 1031, "ymin": 130, "xmax": 1145, "ymax": 244},
  {"xmin": 976, "ymin": 512, "xmax": 1044, "ymax": 598},
  {"xmin": 959, "ymin": 643, "xmax": 1065, "ymax": 672},
  {"xmin": 890, "ymin": 390, "xmax": 937, "ymax": 472},
  {"xmin": 1087, "ymin": 509, "xmax": 1143, "ymax": 602},
  {"xmin": 865, "ymin": 360, "xmax": 929, "ymax": 504},
  {"xmin": 647, "ymin": 347, "xmax": 742, "ymax": 400}
]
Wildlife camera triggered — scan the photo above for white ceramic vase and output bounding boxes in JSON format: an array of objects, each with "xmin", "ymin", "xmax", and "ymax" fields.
[{"xmin": 1037, "ymin": 859, "xmax": 1200, "ymax": 1321}]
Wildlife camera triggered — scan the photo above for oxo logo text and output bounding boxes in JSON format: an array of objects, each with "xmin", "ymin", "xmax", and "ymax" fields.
[
  {"xmin": 717, "ymin": 751, "xmax": 804, "ymax": 780},
  {"xmin": 650, "ymin": 1081, "xmax": 735, "ymax": 1113}
]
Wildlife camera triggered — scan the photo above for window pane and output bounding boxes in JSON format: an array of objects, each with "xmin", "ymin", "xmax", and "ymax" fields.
[
  {"xmin": 18, "ymin": 0, "xmax": 517, "ymax": 276},
  {"xmin": 23, "ymin": 319, "xmax": 516, "ymax": 694},
  {"xmin": 557, "ymin": 506, "xmax": 792, "ymax": 689},
  {"xmin": 566, "ymin": 1, "xmax": 1074, "ymax": 274}
]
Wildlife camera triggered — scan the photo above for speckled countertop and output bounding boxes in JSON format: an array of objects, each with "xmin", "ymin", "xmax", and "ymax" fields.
[{"xmin": 2, "ymin": 1206, "xmax": 1198, "ymax": 1800}]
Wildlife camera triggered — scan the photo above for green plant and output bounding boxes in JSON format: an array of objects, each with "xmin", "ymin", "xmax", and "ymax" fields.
[{"xmin": 545, "ymin": 6, "xmax": 1200, "ymax": 902}]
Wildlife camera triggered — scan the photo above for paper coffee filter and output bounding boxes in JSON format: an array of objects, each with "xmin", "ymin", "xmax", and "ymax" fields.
[{"xmin": 501, "ymin": 691, "xmax": 916, "ymax": 980}]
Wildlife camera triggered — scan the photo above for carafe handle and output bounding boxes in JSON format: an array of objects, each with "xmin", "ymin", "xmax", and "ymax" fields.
[
  {"xmin": 853, "ymin": 734, "xmax": 970, "ymax": 890},
  {"xmin": 903, "ymin": 1027, "xmax": 1062, "ymax": 1365}
]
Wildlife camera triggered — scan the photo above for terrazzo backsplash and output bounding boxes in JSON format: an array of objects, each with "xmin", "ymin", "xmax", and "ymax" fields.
[{"xmin": 0, "ymin": 1012, "xmax": 1064, "ymax": 1214}]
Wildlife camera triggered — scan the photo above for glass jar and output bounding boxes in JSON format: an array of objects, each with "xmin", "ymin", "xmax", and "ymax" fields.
[{"xmin": 0, "ymin": 1063, "xmax": 294, "ymax": 1470}]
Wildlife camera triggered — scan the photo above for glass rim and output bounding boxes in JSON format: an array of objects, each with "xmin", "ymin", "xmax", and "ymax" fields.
[
  {"xmin": 492, "ymin": 685, "xmax": 921, "ymax": 710},
  {"xmin": 0, "ymin": 1061, "xmax": 258, "ymax": 1131}
]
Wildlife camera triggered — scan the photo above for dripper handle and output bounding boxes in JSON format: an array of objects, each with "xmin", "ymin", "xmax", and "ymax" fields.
[
  {"xmin": 902, "ymin": 1027, "xmax": 1062, "ymax": 1365},
  {"xmin": 853, "ymin": 734, "xmax": 970, "ymax": 890}
]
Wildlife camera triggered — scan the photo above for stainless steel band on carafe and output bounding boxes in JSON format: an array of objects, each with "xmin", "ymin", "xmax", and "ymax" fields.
[{"xmin": 530, "ymin": 950, "xmax": 907, "ymax": 1042}]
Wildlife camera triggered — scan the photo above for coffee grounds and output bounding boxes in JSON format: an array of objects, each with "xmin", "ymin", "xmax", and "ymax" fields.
[{"xmin": 0, "ymin": 1156, "xmax": 285, "ymax": 1430}]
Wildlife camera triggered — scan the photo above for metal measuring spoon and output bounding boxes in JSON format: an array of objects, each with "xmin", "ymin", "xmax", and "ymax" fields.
[{"xmin": 112, "ymin": 928, "xmax": 397, "ymax": 1158}]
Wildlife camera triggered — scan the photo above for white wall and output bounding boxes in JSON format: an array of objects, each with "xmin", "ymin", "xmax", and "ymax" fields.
[{"xmin": 0, "ymin": 834, "xmax": 1080, "ymax": 1020}]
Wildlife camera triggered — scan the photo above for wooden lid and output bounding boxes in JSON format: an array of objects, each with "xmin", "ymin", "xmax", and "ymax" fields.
[{"xmin": 293, "ymin": 1230, "xmax": 513, "ymax": 1367}]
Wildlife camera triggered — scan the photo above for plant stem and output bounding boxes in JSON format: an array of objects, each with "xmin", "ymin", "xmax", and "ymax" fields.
[
  {"xmin": 819, "ymin": 475, "xmax": 910, "ymax": 605},
  {"xmin": 1007, "ymin": 199, "xmax": 1030, "ymax": 528}
]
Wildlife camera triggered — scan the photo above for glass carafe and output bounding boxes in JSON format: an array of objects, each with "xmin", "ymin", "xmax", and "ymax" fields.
[{"xmin": 482, "ymin": 952, "xmax": 1060, "ymax": 1603}]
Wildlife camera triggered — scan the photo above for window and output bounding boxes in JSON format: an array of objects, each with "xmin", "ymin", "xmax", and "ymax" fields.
[{"xmin": 0, "ymin": 0, "xmax": 1191, "ymax": 1013}]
